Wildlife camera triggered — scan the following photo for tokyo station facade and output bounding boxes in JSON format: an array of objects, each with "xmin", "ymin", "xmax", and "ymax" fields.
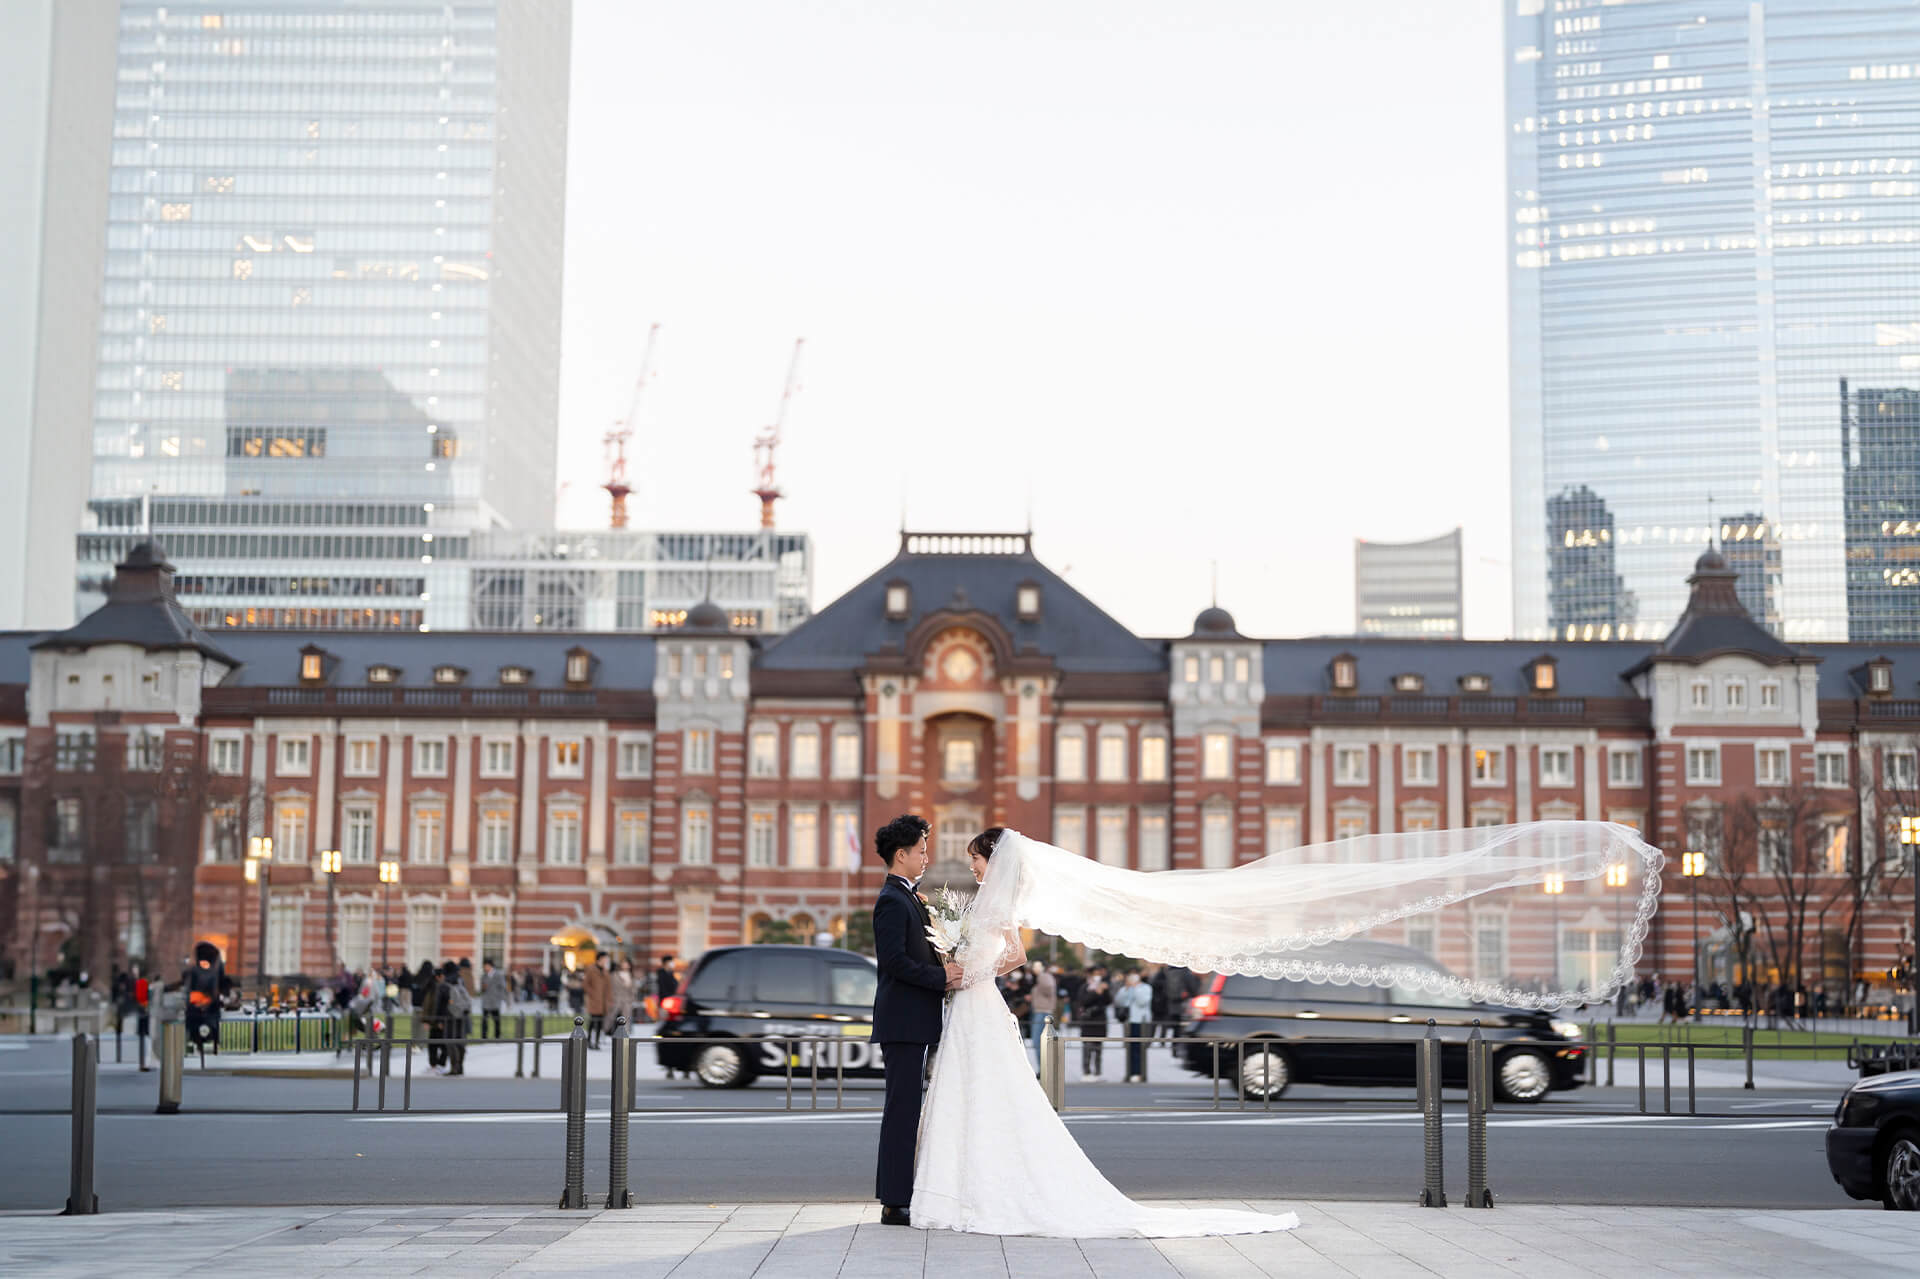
[{"xmin": 4, "ymin": 531, "xmax": 1920, "ymax": 999}]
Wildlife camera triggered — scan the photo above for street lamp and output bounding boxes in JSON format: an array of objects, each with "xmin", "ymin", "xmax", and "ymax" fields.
[
  {"xmin": 245, "ymin": 836, "xmax": 273, "ymax": 988},
  {"xmin": 1543, "ymin": 873, "xmax": 1566, "ymax": 987},
  {"xmin": 1605, "ymin": 861, "xmax": 1630, "ymax": 997},
  {"xmin": 378, "ymin": 860, "xmax": 400, "ymax": 970},
  {"xmin": 1901, "ymin": 816, "xmax": 1919, "ymax": 1034},
  {"xmin": 1682, "ymin": 850, "xmax": 1707, "ymax": 1019},
  {"xmin": 319, "ymin": 849, "xmax": 343, "ymax": 972}
]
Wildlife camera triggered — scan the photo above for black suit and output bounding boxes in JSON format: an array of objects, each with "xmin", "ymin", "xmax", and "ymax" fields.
[{"xmin": 871, "ymin": 873, "xmax": 947, "ymax": 1206}]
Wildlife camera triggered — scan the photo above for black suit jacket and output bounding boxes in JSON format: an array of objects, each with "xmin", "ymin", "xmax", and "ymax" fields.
[{"xmin": 870, "ymin": 875, "xmax": 947, "ymax": 1044}]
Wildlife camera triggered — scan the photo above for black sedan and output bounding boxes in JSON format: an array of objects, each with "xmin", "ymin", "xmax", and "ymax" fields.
[
  {"xmin": 1828, "ymin": 1068, "xmax": 1920, "ymax": 1210},
  {"xmin": 656, "ymin": 944, "xmax": 884, "ymax": 1088}
]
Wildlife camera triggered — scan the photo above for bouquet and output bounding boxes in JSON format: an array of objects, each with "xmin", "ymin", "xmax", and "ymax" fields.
[{"xmin": 923, "ymin": 885, "xmax": 974, "ymax": 962}]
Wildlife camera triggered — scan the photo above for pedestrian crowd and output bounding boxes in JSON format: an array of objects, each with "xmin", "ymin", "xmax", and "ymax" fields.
[{"xmin": 994, "ymin": 959, "xmax": 1204, "ymax": 1082}]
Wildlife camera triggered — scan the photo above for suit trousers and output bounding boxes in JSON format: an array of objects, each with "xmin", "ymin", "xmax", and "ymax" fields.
[{"xmin": 876, "ymin": 1042, "xmax": 930, "ymax": 1206}]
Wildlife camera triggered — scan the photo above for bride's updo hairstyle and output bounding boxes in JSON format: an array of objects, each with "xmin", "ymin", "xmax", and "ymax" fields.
[{"xmin": 967, "ymin": 828, "xmax": 1007, "ymax": 861}]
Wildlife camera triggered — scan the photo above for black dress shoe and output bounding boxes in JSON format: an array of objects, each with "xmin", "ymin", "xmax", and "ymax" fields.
[{"xmin": 879, "ymin": 1205, "xmax": 911, "ymax": 1227}]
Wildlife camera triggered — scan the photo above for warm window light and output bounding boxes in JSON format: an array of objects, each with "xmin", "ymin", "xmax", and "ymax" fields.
[
  {"xmin": 1604, "ymin": 862, "xmax": 1630, "ymax": 888},
  {"xmin": 248, "ymin": 835, "xmax": 273, "ymax": 861},
  {"xmin": 319, "ymin": 849, "xmax": 342, "ymax": 874},
  {"xmin": 243, "ymin": 858, "xmax": 260, "ymax": 884},
  {"xmin": 1543, "ymin": 873, "xmax": 1566, "ymax": 895},
  {"xmin": 1682, "ymin": 851, "xmax": 1708, "ymax": 877},
  {"xmin": 378, "ymin": 860, "xmax": 401, "ymax": 884},
  {"xmin": 1900, "ymin": 816, "xmax": 1920, "ymax": 845}
]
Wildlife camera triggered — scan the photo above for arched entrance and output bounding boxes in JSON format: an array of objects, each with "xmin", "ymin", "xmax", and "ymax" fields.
[{"xmin": 547, "ymin": 920, "xmax": 627, "ymax": 972}]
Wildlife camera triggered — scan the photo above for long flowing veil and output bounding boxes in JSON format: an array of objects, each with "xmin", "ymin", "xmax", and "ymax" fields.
[{"xmin": 962, "ymin": 821, "xmax": 1663, "ymax": 1011}]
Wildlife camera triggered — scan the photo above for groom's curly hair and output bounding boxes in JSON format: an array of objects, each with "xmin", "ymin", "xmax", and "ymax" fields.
[{"xmin": 874, "ymin": 814, "xmax": 931, "ymax": 867}]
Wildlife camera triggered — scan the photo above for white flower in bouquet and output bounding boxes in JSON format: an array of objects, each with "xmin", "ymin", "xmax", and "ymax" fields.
[{"xmin": 924, "ymin": 885, "xmax": 974, "ymax": 961}]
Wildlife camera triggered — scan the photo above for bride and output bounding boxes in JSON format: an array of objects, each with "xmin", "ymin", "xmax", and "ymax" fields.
[{"xmin": 911, "ymin": 821, "xmax": 1662, "ymax": 1237}]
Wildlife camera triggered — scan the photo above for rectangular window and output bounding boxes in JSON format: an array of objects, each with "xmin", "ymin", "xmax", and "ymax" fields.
[
  {"xmin": 747, "ymin": 810, "xmax": 777, "ymax": 867},
  {"xmin": 54, "ymin": 730, "xmax": 94, "ymax": 773},
  {"xmin": 1202, "ymin": 733, "xmax": 1233, "ymax": 780},
  {"xmin": 1890, "ymin": 751, "xmax": 1919, "ymax": 791},
  {"xmin": 943, "ymin": 737, "xmax": 978, "ymax": 783},
  {"xmin": 51, "ymin": 796, "xmax": 84, "ymax": 856},
  {"xmin": 1690, "ymin": 681, "xmax": 1711, "ymax": 709},
  {"xmin": 1333, "ymin": 746, "xmax": 1368, "ymax": 786},
  {"xmin": 479, "ymin": 905, "xmax": 507, "ymax": 968},
  {"xmin": 831, "ymin": 729, "xmax": 860, "ymax": 780},
  {"xmin": 274, "ymin": 800, "xmax": 309, "ymax": 862},
  {"xmin": 1056, "ymin": 732, "xmax": 1087, "ymax": 782},
  {"xmin": 1474, "ymin": 917, "xmax": 1507, "ymax": 980},
  {"xmin": 1096, "ymin": 807, "xmax": 1128, "ymax": 866},
  {"xmin": 790, "ymin": 727, "xmax": 820, "ymax": 779},
  {"xmin": 832, "ymin": 809, "xmax": 862, "ymax": 870},
  {"xmin": 344, "ymin": 737, "xmax": 380, "ymax": 777},
  {"xmin": 412, "ymin": 737, "xmax": 446, "ymax": 777},
  {"xmin": 339, "ymin": 902, "xmax": 372, "ymax": 973},
  {"xmin": 749, "ymin": 730, "xmax": 779, "ymax": 778},
  {"xmin": 481, "ymin": 738, "xmax": 516, "ymax": 778},
  {"xmin": 407, "ymin": 902, "xmax": 441, "ymax": 969},
  {"xmin": 1138, "ymin": 811, "xmax": 1170, "ymax": 871},
  {"xmin": 265, "ymin": 900, "xmax": 302, "ymax": 976},
  {"xmin": 1758, "ymin": 825, "xmax": 1790, "ymax": 875},
  {"xmin": 204, "ymin": 804, "xmax": 239, "ymax": 863},
  {"xmin": 1054, "ymin": 808, "xmax": 1086, "ymax": 857},
  {"xmin": 1406, "ymin": 916, "xmax": 1436, "ymax": 958},
  {"xmin": 1538, "ymin": 747, "xmax": 1574, "ymax": 786},
  {"xmin": 1403, "ymin": 747, "xmax": 1437, "ymax": 786},
  {"xmin": 0, "ymin": 734, "xmax": 23, "ymax": 775},
  {"xmin": 478, "ymin": 807, "xmax": 513, "ymax": 865},
  {"xmin": 1471, "ymin": 808, "xmax": 1505, "ymax": 828},
  {"xmin": 343, "ymin": 802, "xmax": 376, "ymax": 864},
  {"xmin": 1266, "ymin": 808, "xmax": 1301, "ymax": 856},
  {"xmin": 789, "ymin": 809, "xmax": 819, "ymax": 869},
  {"xmin": 616, "ymin": 736, "xmax": 652, "ymax": 779},
  {"xmin": 1266, "ymin": 743, "xmax": 1300, "ymax": 785},
  {"xmin": 1821, "ymin": 821, "xmax": 1850, "ymax": 874},
  {"xmin": 1756, "ymin": 745, "xmax": 1788, "ymax": 786},
  {"xmin": 277, "ymin": 735, "xmax": 311, "ymax": 775},
  {"xmin": 1183, "ymin": 655, "xmax": 1199, "ymax": 683},
  {"xmin": 123, "ymin": 798, "xmax": 156, "ymax": 862},
  {"xmin": 1472, "ymin": 746, "xmax": 1505, "ymax": 785},
  {"xmin": 1097, "ymin": 734, "xmax": 1128, "ymax": 783},
  {"xmin": 1607, "ymin": 747, "xmax": 1641, "ymax": 787},
  {"xmin": 410, "ymin": 804, "xmax": 444, "ymax": 863},
  {"xmin": 685, "ymin": 729, "xmax": 714, "ymax": 774},
  {"xmin": 1724, "ymin": 681, "xmax": 1746, "ymax": 710},
  {"xmin": 1139, "ymin": 734, "xmax": 1168, "ymax": 782},
  {"xmin": 615, "ymin": 807, "xmax": 650, "ymax": 866},
  {"xmin": 1234, "ymin": 655, "xmax": 1251, "ymax": 683},
  {"xmin": 126, "ymin": 730, "xmax": 165, "ymax": 772},
  {"xmin": 1686, "ymin": 810, "xmax": 1723, "ymax": 865},
  {"xmin": 549, "ymin": 737, "xmax": 584, "ymax": 779},
  {"xmin": 1686, "ymin": 746, "xmax": 1721, "ymax": 785},
  {"xmin": 546, "ymin": 808, "xmax": 581, "ymax": 865},
  {"xmin": 1815, "ymin": 747, "xmax": 1848, "ymax": 788},
  {"xmin": 1335, "ymin": 810, "xmax": 1369, "ymax": 841},
  {"xmin": 0, "ymin": 798, "xmax": 14, "ymax": 865},
  {"xmin": 1201, "ymin": 807, "xmax": 1233, "ymax": 868},
  {"xmin": 683, "ymin": 803, "xmax": 712, "ymax": 865},
  {"xmin": 1759, "ymin": 682, "xmax": 1781, "ymax": 709}
]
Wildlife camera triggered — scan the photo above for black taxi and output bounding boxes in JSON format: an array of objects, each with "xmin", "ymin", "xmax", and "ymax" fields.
[{"xmin": 656, "ymin": 944, "xmax": 884, "ymax": 1088}]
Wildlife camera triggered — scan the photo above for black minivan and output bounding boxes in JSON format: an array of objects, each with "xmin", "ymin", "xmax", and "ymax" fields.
[
  {"xmin": 1177, "ymin": 941, "xmax": 1589, "ymax": 1104},
  {"xmin": 656, "ymin": 944, "xmax": 882, "ymax": 1088}
]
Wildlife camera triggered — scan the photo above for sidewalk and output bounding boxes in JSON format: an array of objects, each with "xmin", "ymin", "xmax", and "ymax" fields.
[{"xmin": 5, "ymin": 1200, "xmax": 1917, "ymax": 1278}]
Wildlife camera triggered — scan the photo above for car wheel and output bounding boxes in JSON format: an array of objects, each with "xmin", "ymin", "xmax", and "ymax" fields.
[
  {"xmin": 1881, "ymin": 1129, "xmax": 1920, "ymax": 1211},
  {"xmin": 1238, "ymin": 1045, "xmax": 1292, "ymax": 1101},
  {"xmin": 1495, "ymin": 1049, "xmax": 1552, "ymax": 1103},
  {"xmin": 694, "ymin": 1043, "xmax": 752, "ymax": 1089}
]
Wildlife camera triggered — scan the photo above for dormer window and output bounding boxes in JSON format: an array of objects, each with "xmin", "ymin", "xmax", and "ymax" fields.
[
  {"xmin": 499, "ymin": 665, "xmax": 530, "ymax": 685},
  {"xmin": 1330, "ymin": 654, "xmax": 1357, "ymax": 692},
  {"xmin": 564, "ymin": 647, "xmax": 593, "ymax": 686},
  {"xmin": 432, "ymin": 665, "xmax": 466, "ymax": 685},
  {"xmin": 1016, "ymin": 582, "xmax": 1041, "ymax": 621},
  {"xmin": 1459, "ymin": 673, "xmax": 1492, "ymax": 694},
  {"xmin": 885, "ymin": 581, "xmax": 911, "ymax": 620},
  {"xmin": 1528, "ymin": 656, "xmax": 1558, "ymax": 694},
  {"xmin": 298, "ymin": 644, "xmax": 330, "ymax": 684},
  {"xmin": 1392, "ymin": 673, "xmax": 1424, "ymax": 693},
  {"xmin": 1870, "ymin": 660, "xmax": 1894, "ymax": 696},
  {"xmin": 367, "ymin": 664, "xmax": 399, "ymax": 684}
]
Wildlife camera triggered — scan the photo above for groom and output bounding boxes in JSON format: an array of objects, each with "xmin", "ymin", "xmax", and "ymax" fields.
[{"xmin": 870, "ymin": 814, "xmax": 963, "ymax": 1226}]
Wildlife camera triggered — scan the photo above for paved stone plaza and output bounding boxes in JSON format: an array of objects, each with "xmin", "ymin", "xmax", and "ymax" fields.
[{"xmin": 4, "ymin": 1200, "xmax": 1918, "ymax": 1278}]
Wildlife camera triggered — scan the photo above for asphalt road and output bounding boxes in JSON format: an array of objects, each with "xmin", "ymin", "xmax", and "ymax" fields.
[{"xmin": 0, "ymin": 1037, "xmax": 1864, "ymax": 1214}]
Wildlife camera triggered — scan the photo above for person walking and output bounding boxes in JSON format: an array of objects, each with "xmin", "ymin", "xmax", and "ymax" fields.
[
  {"xmin": 1073, "ymin": 968, "xmax": 1112, "ymax": 1079},
  {"xmin": 479, "ymin": 959, "xmax": 507, "ymax": 1040},
  {"xmin": 583, "ymin": 953, "xmax": 611, "ymax": 1049},
  {"xmin": 608, "ymin": 959, "xmax": 636, "ymax": 1037},
  {"xmin": 1026, "ymin": 961, "xmax": 1057, "ymax": 1072},
  {"xmin": 438, "ymin": 961, "xmax": 470, "ymax": 1075},
  {"xmin": 1114, "ymin": 970, "xmax": 1154, "ymax": 1083},
  {"xmin": 421, "ymin": 965, "xmax": 447, "ymax": 1072}
]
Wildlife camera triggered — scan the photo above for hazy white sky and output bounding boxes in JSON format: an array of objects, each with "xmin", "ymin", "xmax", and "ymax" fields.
[{"xmin": 555, "ymin": 0, "xmax": 1512, "ymax": 640}]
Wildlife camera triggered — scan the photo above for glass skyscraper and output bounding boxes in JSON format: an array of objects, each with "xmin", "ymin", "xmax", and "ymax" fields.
[
  {"xmin": 1506, "ymin": 0, "xmax": 1920, "ymax": 643},
  {"xmin": 76, "ymin": 0, "xmax": 569, "ymax": 628}
]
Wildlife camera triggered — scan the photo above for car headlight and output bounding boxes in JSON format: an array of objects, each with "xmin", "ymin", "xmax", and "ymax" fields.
[{"xmin": 1549, "ymin": 1019, "xmax": 1584, "ymax": 1040}]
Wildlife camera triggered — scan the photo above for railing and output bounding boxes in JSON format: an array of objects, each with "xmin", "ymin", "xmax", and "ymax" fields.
[{"xmin": 208, "ymin": 687, "xmax": 654, "ymax": 715}]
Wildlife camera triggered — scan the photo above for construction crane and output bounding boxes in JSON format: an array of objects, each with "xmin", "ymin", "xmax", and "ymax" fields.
[
  {"xmin": 751, "ymin": 337, "xmax": 805, "ymax": 529},
  {"xmin": 602, "ymin": 322, "xmax": 661, "ymax": 529}
]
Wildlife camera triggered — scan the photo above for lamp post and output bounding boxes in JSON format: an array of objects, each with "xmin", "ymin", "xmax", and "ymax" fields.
[
  {"xmin": 1901, "ymin": 816, "xmax": 1919, "ymax": 1034},
  {"xmin": 1605, "ymin": 861, "xmax": 1629, "ymax": 997},
  {"xmin": 1543, "ymin": 872, "xmax": 1565, "ymax": 988},
  {"xmin": 378, "ymin": 860, "xmax": 400, "ymax": 970},
  {"xmin": 1682, "ymin": 850, "xmax": 1707, "ymax": 1019},
  {"xmin": 319, "ymin": 849, "xmax": 342, "ymax": 971},
  {"xmin": 245, "ymin": 836, "xmax": 273, "ymax": 988}
]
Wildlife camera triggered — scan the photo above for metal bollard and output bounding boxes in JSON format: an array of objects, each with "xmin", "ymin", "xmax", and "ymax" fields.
[
  {"xmin": 1048, "ymin": 1015, "xmax": 1067, "ymax": 1110},
  {"xmin": 1417, "ymin": 1019, "xmax": 1446, "ymax": 1207},
  {"xmin": 607, "ymin": 1016, "xmax": 634, "ymax": 1208},
  {"xmin": 515, "ymin": 1013, "xmax": 526, "ymax": 1079},
  {"xmin": 1464, "ymin": 1021, "xmax": 1494, "ymax": 1208},
  {"xmin": 63, "ymin": 1033, "xmax": 99, "ymax": 1215},
  {"xmin": 1037, "ymin": 1015, "xmax": 1062, "ymax": 1111},
  {"xmin": 1743, "ymin": 1023, "xmax": 1755, "ymax": 1091},
  {"xmin": 156, "ymin": 1018, "xmax": 185, "ymax": 1114},
  {"xmin": 558, "ymin": 1016, "xmax": 587, "ymax": 1209},
  {"xmin": 1606, "ymin": 1022, "xmax": 1616, "ymax": 1088},
  {"xmin": 378, "ymin": 1015, "xmax": 394, "ymax": 1111}
]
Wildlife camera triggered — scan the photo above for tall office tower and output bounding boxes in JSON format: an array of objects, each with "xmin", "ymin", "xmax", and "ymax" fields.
[
  {"xmin": 0, "ymin": 1, "xmax": 117, "ymax": 630},
  {"xmin": 1842, "ymin": 381, "xmax": 1920, "ymax": 641},
  {"xmin": 1353, "ymin": 529, "xmax": 1464, "ymax": 638},
  {"xmin": 75, "ymin": 0, "xmax": 570, "ymax": 626},
  {"xmin": 1505, "ymin": 0, "xmax": 1920, "ymax": 643},
  {"xmin": 1546, "ymin": 485, "xmax": 1634, "ymax": 640}
]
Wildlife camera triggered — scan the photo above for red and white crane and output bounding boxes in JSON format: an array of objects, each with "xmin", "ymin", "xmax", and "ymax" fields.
[
  {"xmin": 751, "ymin": 337, "xmax": 805, "ymax": 529},
  {"xmin": 602, "ymin": 322, "xmax": 661, "ymax": 529}
]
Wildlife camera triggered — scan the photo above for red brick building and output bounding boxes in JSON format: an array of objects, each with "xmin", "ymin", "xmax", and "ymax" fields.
[{"xmin": 3, "ymin": 534, "xmax": 1918, "ymax": 1002}]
